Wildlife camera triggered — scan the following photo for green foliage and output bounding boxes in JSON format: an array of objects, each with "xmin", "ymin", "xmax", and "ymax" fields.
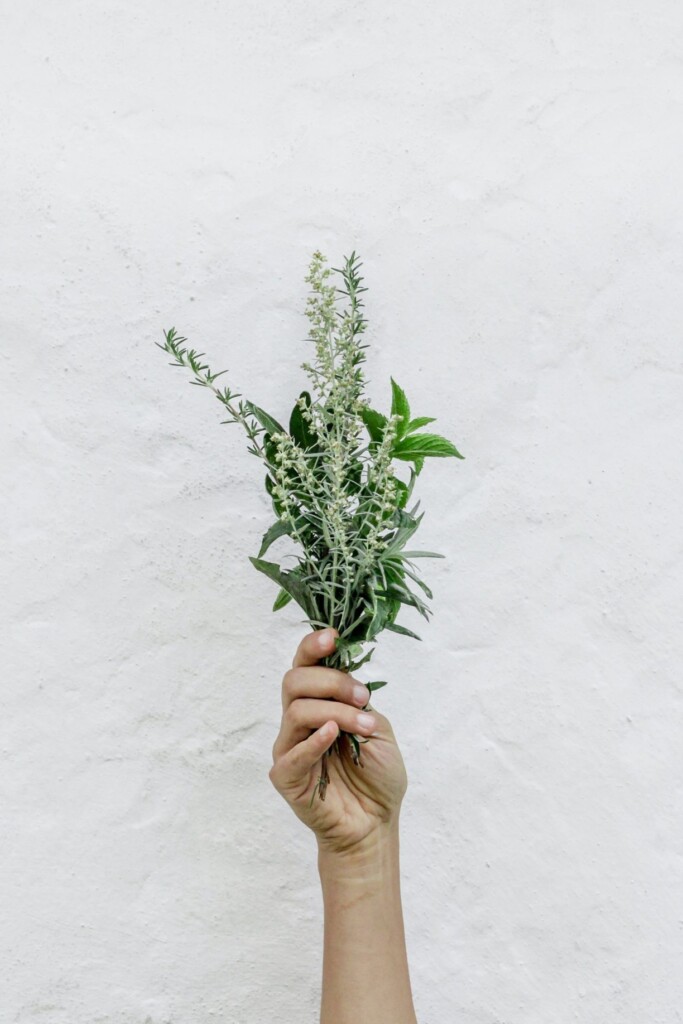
[
  {"xmin": 385, "ymin": 622, "xmax": 422, "ymax": 640},
  {"xmin": 390, "ymin": 378, "xmax": 411, "ymax": 437},
  {"xmin": 248, "ymin": 557, "xmax": 317, "ymax": 620},
  {"xmin": 359, "ymin": 405, "xmax": 388, "ymax": 443},
  {"xmin": 272, "ymin": 587, "xmax": 293, "ymax": 612},
  {"xmin": 406, "ymin": 416, "xmax": 436, "ymax": 432},
  {"xmin": 392, "ymin": 432, "xmax": 464, "ymax": 462},
  {"xmin": 257, "ymin": 520, "xmax": 293, "ymax": 558},
  {"xmin": 243, "ymin": 402, "xmax": 284, "ymax": 437},
  {"xmin": 288, "ymin": 391, "xmax": 318, "ymax": 450},
  {"xmin": 156, "ymin": 251, "xmax": 465, "ymax": 682}
]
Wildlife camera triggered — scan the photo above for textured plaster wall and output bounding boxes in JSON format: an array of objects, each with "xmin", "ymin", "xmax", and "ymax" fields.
[{"xmin": 2, "ymin": 2, "xmax": 683, "ymax": 1022}]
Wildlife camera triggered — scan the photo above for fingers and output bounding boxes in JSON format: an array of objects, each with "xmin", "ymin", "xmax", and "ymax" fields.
[
  {"xmin": 269, "ymin": 720, "xmax": 340, "ymax": 793},
  {"xmin": 272, "ymin": 698, "xmax": 377, "ymax": 761},
  {"xmin": 292, "ymin": 627, "xmax": 338, "ymax": 668},
  {"xmin": 271, "ymin": 626, "xmax": 377, "ymax": 793},
  {"xmin": 281, "ymin": 665, "xmax": 370, "ymax": 711}
]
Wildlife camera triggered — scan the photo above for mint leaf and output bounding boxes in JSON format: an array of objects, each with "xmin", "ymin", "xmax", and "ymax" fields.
[
  {"xmin": 360, "ymin": 405, "xmax": 388, "ymax": 442},
  {"xmin": 390, "ymin": 378, "xmax": 410, "ymax": 437},
  {"xmin": 406, "ymin": 416, "xmax": 436, "ymax": 432},
  {"xmin": 393, "ymin": 433, "xmax": 464, "ymax": 460}
]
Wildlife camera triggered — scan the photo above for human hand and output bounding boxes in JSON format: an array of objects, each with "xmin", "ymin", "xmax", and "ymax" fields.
[{"xmin": 268, "ymin": 627, "xmax": 408, "ymax": 856}]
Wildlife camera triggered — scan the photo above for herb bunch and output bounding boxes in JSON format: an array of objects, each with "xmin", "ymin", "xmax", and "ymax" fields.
[{"xmin": 156, "ymin": 250, "xmax": 464, "ymax": 800}]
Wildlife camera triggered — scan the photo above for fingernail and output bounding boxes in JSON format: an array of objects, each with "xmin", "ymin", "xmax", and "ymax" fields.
[
  {"xmin": 356, "ymin": 712, "xmax": 376, "ymax": 732},
  {"xmin": 353, "ymin": 684, "xmax": 370, "ymax": 706}
]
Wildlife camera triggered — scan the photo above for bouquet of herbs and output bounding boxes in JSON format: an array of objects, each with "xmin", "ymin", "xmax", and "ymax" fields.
[{"xmin": 156, "ymin": 250, "xmax": 464, "ymax": 800}]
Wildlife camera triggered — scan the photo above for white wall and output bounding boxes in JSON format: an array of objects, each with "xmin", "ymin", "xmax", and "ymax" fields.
[{"xmin": 2, "ymin": 2, "xmax": 683, "ymax": 1021}]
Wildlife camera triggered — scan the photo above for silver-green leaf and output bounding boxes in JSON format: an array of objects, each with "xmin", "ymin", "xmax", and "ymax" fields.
[
  {"xmin": 258, "ymin": 519, "xmax": 293, "ymax": 558},
  {"xmin": 249, "ymin": 557, "xmax": 316, "ymax": 618}
]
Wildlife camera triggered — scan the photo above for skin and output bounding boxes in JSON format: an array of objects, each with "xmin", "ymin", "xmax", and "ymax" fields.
[{"xmin": 269, "ymin": 626, "xmax": 418, "ymax": 1024}]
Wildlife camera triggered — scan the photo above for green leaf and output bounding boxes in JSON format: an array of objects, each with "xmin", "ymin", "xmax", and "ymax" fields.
[
  {"xmin": 289, "ymin": 391, "xmax": 318, "ymax": 450},
  {"xmin": 350, "ymin": 647, "xmax": 376, "ymax": 671},
  {"xmin": 263, "ymin": 433, "xmax": 279, "ymax": 464},
  {"xmin": 393, "ymin": 507, "xmax": 417, "ymax": 528},
  {"xmin": 258, "ymin": 519, "xmax": 292, "ymax": 558},
  {"xmin": 405, "ymin": 465, "xmax": 419, "ymax": 502},
  {"xmin": 264, "ymin": 473, "xmax": 285, "ymax": 517},
  {"xmin": 390, "ymin": 378, "xmax": 410, "ymax": 437},
  {"xmin": 393, "ymin": 433, "xmax": 464, "ymax": 460},
  {"xmin": 333, "ymin": 638, "xmax": 365, "ymax": 663},
  {"xmin": 414, "ymin": 455, "xmax": 425, "ymax": 475},
  {"xmin": 366, "ymin": 680, "xmax": 388, "ymax": 692},
  {"xmin": 244, "ymin": 401, "xmax": 284, "ymax": 437},
  {"xmin": 248, "ymin": 557, "xmax": 316, "ymax": 618},
  {"xmin": 406, "ymin": 416, "xmax": 436, "ymax": 432},
  {"xmin": 364, "ymin": 589, "xmax": 402, "ymax": 640},
  {"xmin": 272, "ymin": 588, "xmax": 293, "ymax": 611},
  {"xmin": 393, "ymin": 477, "xmax": 409, "ymax": 509},
  {"xmin": 360, "ymin": 405, "xmax": 388, "ymax": 443},
  {"xmin": 377, "ymin": 583, "xmax": 431, "ymax": 619},
  {"xmin": 398, "ymin": 550, "xmax": 445, "ymax": 559},
  {"xmin": 387, "ymin": 596, "xmax": 401, "ymax": 625},
  {"xmin": 382, "ymin": 509, "xmax": 424, "ymax": 555},
  {"xmin": 365, "ymin": 598, "xmax": 390, "ymax": 641},
  {"xmin": 397, "ymin": 563, "xmax": 433, "ymax": 600},
  {"xmin": 385, "ymin": 622, "xmax": 422, "ymax": 641}
]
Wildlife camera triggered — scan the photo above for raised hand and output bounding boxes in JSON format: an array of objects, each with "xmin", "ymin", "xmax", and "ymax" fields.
[{"xmin": 268, "ymin": 627, "xmax": 408, "ymax": 856}]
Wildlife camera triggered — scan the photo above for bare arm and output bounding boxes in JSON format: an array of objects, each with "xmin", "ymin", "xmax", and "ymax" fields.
[{"xmin": 268, "ymin": 627, "xmax": 417, "ymax": 1024}]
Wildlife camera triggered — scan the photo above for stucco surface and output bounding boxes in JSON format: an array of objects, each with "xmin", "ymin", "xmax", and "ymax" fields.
[{"xmin": 2, "ymin": 2, "xmax": 683, "ymax": 1021}]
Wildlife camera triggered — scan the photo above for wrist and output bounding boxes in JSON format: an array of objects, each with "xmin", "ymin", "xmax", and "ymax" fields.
[{"xmin": 317, "ymin": 821, "xmax": 401, "ymax": 886}]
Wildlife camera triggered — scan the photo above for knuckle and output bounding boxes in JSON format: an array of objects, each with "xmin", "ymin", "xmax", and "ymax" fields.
[
  {"xmin": 268, "ymin": 763, "xmax": 280, "ymax": 789},
  {"xmin": 282, "ymin": 668, "xmax": 299, "ymax": 696},
  {"xmin": 322, "ymin": 669, "xmax": 348, "ymax": 701},
  {"xmin": 285, "ymin": 698, "xmax": 305, "ymax": 726}
]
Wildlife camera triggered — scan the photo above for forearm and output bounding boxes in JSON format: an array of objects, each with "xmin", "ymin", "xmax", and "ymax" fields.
[{"xmin": 318, "ymin": 823, "xmax": 417, "ymax": 1024}]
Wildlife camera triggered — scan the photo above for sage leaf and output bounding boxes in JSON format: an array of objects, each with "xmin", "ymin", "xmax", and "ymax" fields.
[
  {"xmin": 258, "ymin": 519, "xmax": 293, "ymax": 558},
  {"xmin": 248, "ymin": 557, "xmax": 316, "ymax": 618},
  {"xmin": 272, "ymin": 588, "xmax": 293, "ymax": 611},
  {"xmin": 244, "ymin": 401, "xmax": 285, "ymax": 437},
  {"xmin": 385, "ymin": 622, "xmax": 422, "ymax": 640},
  {"xmin": 398, "ymin": 550, "xmax": 445, "ymax": 559}
]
